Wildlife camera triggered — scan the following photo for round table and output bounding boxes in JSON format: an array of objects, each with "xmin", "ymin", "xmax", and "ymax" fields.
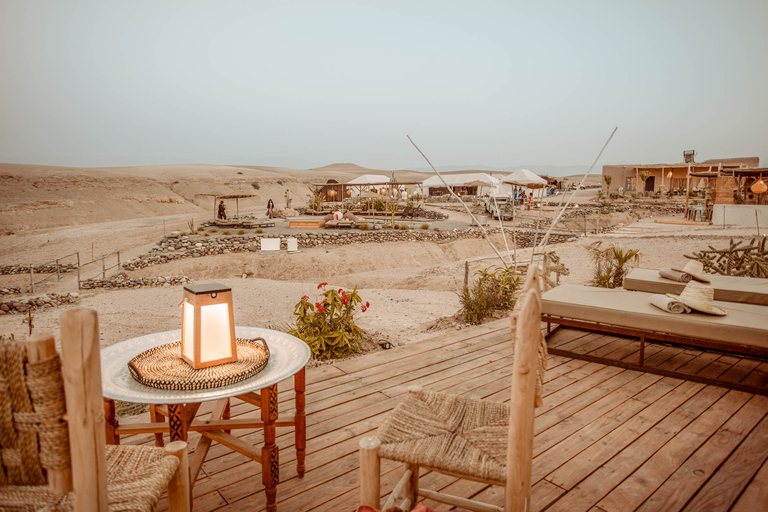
[{"xmin": 100, "ymin": 327, "xmax": 310, "ymax": 512}]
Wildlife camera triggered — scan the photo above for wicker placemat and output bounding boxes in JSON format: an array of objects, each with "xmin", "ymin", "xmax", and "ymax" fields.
[{"xmin": 128, "ymin": 338, "xmax": 270, "ymax": 390}]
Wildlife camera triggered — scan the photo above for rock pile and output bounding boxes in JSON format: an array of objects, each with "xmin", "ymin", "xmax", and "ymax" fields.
[
  {"xmin": 0, "ymin": 263, "xmax": 78, "ymax": 275},
  {"xmin": 0, "ymin": 292, "xmax": 80, "ymax": 315},
  {"xmin": 121, "ymin": 229, "xmax": 574, "ymax": 271},
  {"xmin": 80, "ymin": 273, "xmax": 192, "ymax": 290},
  {"xmin": 0, "ymin": 286, "xmax": 23, "ymax": 296}
]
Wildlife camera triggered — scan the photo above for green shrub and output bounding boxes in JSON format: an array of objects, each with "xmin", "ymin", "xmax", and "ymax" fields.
[
  {"xmin": 222, "ymin": 230, "xmax": 230, "ymax": 235},
  {"xmin": 204, "ymin": 233, "xmax": 210, "ymax": 237},
  {"xmin": 209, "ymin": 228, "xmax": 218, "ymax": 233},
  {"xmin": 398, "ymin": 223, "xmax": 409, "ymax": 230},
  {"xmin": 421, "ymin": 223, "xmax": 429, "ymax": 230},
  {"xmin": 197, "ymin": 226, "xmax": 204, "ymax": 232},
  {"xmin": 256, "ymin": 228, "xmax": 263, "ymax": 234},
  {"xmin": 459, "ymin": 266, "xmax": 522, "ymax": 325},
  {"xmin": 359, "ymin": 222, "xmax": 370, "ymax": 231},
  {"xmin": 588, "ymin": 241, "xmax": 640, "ymax": 288},
  {"xmin": 289, "ymin": 283, "xmax": 370, "ymax": 361},
  {"xmin": 238, "ymin": 229, "xmax": 245, "ymax": 235}
]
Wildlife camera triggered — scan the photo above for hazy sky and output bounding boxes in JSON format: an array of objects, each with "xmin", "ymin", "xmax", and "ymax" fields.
[{"xmin": 1, "ymin": 0, "xmax": 766, "ymax": 172}]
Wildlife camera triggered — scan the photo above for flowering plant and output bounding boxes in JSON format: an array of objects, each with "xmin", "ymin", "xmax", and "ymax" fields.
[{"xmin": 289, "ymin": 283, "xmax": 370, "ymax": 360}]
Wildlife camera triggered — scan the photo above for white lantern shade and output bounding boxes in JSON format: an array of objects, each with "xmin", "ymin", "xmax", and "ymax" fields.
[{"xmin": 181, "ymin": 283, "xmax": 237, "ymax": 369}]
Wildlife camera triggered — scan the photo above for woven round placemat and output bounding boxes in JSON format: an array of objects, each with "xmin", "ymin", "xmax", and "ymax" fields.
[{"xmin": 128, "ymin": 337, "xmax": 270, "ymax": 391}]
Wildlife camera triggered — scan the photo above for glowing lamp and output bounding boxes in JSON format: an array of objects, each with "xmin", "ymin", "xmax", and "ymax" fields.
[
  {"xmin": 751, "ymin": 178, "xmax": 767, "ymax": 194},
  {"xmin": 181, "ymin": 283, "xmax": 237, "ymax": 369},
  {"xmin": 666, "ymin": 171, "xmax": 673, "ymax": 178}
]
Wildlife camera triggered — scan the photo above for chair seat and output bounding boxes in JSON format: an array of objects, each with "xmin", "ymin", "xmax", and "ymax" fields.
[
  {"xmin": 0, "ymin": 445, "xmax": 179, "ymax": 511},
  {"xmin": 377, "ymin": 390, "xmax": 509, "ymax": 484}
]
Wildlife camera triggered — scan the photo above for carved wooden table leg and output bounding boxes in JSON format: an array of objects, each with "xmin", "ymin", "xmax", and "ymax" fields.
[
  {"xmin": 295, "ymin": 368, "xmax": 306, "ymax": 477},
  {"xmin": 168, "ymin": 403, "xmax": 188, "ymax": 442},
  {"xmin": 104, "ymin": 398, "xmax": 120, "ymax": 445},
  {"xmin": 150, "ymin": 404, "xmax": 165, "ymax": 446},
  {"xmin": 261, "ymin": 384, "xmax": 279, "ymax": 512}
]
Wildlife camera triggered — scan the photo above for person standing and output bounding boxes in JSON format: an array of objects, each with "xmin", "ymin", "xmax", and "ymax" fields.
[
  {"xmin": 218, "ymin": 200, "xmax": 227, "ymax": 220},
  {"xmin": 266, "ymin": 199, "xmax": 275, "ymax": 219}
]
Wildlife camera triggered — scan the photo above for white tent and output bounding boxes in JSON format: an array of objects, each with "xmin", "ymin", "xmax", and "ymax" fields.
[
  {"xmin": 502, "ymin": 169, "xmax": 548, "ymax": 188},
  {"xmin": 422, "ymin": 173, "xmax": 501, "ymax": 195},
  {"xmin": 348, "ymin": 174, "xmax": 391, "ymax": 185}
]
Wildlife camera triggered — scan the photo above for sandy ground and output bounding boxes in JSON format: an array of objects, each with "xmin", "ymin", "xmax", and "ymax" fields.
[{"xmin": 1, "ymin": 163, "xmax": 761, "ymax": 355}]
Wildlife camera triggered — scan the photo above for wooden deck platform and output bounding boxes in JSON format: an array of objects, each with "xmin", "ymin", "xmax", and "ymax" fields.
[{"xmin": 120, "ymin": 318, "xmax": 768, "ymax": 511}]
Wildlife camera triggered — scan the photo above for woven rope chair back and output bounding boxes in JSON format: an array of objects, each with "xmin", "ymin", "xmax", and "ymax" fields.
[{"xmin": 0, "ymin": 337, "xmax": 71, "ymax": 489}]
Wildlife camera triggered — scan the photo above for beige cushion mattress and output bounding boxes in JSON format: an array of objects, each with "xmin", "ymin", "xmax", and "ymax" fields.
[
  {"xmin": 623, "ymin": 268, "xmax": 768, "ymax": 306},
  {"xmin": 542, "ymin": 284, "xmax": 768, "ymax": 349}
]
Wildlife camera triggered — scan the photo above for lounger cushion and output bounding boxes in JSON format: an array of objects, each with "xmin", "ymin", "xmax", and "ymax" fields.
[
  {"xmin": 624, "ymin": 268, "xmax": 768, "ymax": 306},
  {"xmin": 542, "ymin": 284, "xmax": 768, "ymax": 349}
]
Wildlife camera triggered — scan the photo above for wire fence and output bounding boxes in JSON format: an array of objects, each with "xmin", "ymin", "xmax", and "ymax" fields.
[
  {"xmin": 78, "ymin": 251, "xmax": 121, "ymax": 289},
  {"xmin": 29, "ymin": 252, "xmax": 80, "ymax": 293}
]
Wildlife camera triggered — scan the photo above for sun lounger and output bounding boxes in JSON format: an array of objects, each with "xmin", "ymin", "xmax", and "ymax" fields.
[
  {"xmin": 541, "ymin": 284, "xmax": 768, "ymax": 395},
  {"xmin": 324, "ymin": 220, "xmax": 339, "ymax": 229},
  {"xmin": 337, "ymin": 220, "xmax": 354, "ymax": 228},
  {"xmin": 623, "ymin": 268, "xmax": 768, "ymax": 306}
]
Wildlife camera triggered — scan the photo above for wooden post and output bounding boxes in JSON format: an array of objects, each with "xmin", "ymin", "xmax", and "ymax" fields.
[
  {"xmin": 27, "ymin": 333, "xmax": 74, "ymax": 496},
  {"xmin": 464, "ymin": 261, "xmax": 469, "ymax": 292},
  {"xmin": 56, "ymin": 258, "xmax": 60, "ymax": 281},
  {"xmin": 77, "ymin": 252, "xmax": 81, "ymax": 290},
  {"xmin": 685, "ymin": 162, "xmax": 692, "ymax": 219},
  {"xmin": 101, "ymin": 256, "xmax": 106, "ymax": 280},
  {"xmin": 59, "ymin": 309, "xmax": 109, "ymax": 512},
  {"xmin": 505, "ymin": 285, "xmax": 541, "ymax": 512},
  {"xmin": 104, "ymin": 399, "xmax": 120, "ymax": 445},
  {"xmin": 165, "ymin": 440, "xmax": 191, "ymax": 512},
  {"xmin": 359, "ymin": 436, "xmax": 381, "ymax": 509},
  {"xmin": 117, "ymin": 251, "xmax": 120, "ymax": 271}
]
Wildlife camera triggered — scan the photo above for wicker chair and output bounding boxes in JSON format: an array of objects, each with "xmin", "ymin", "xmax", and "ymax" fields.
[
  {"xmin": 359, "ymin": 267, "xmax": 543, "ymax": 512},
  {"xmin": 0, "ymin": 309, "xmax": 190, "ymax": 511}
]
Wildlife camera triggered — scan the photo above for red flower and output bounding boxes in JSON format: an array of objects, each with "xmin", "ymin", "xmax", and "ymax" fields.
[
  {"xmin": 365, "ymin": 302, "xmax": 370, "ymax": 308},
  {"xmin": 315, "ymin": 302, "xmax": 322, "ymax": 309},
  {"xmin": 318, "ymin": 306, "xmax": 325, "ymax": 312},
  {"xmin": 338, "ymin": 288, "xmax": 343, "ymax": 294},
  {"xmin": 318, "ymin": 282, "xmax": 328, "ymax": 289},
  {"xmin": 361, "ymin": 306, "xmax": 367, "ymax": 312},
  {"xmin": 342, "ymin": 296, "xmax": 348, "ymax": 304},
  {"xmin": 301, "ymin": 295, "xmax": 309, "ymax": 302}
]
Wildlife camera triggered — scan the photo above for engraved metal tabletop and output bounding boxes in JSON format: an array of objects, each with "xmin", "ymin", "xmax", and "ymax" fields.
[{"xmin": 101, "ymin": 326, "xmax": 310, "ymax": 404}]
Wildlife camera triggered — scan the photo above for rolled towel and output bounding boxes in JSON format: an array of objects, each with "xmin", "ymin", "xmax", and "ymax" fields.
[
  {"xmin": 649, "ymin": 294, "xmax": 691, "ymax": 314},
  {"xmin": 659, "ymin": 268, "xmax": 692, "ymax": 283}
]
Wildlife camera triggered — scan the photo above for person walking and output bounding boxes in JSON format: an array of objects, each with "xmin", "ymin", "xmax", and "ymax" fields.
[{"xmin": 266, "ymin": 199, "xmax": 275, "ymax": 219}]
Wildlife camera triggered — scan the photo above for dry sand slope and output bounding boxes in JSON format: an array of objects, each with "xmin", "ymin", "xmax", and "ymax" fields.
[{"xmin": 0, "ymin": 163, "xmax": 759, "ymax": 354}]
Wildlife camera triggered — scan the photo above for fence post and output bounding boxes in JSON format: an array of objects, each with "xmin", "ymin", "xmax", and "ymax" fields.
[
  {"xmin": 77, "ymin": 252, "xmax": 81, "ymax": 290},
  {"xmin": 56, "ymin": 258, "xmax": 61, "ymax": 281},
  {"xmin": 30, "ymin": 264, "xmax": 35, "ymax": 294},
  {"xmin": 102, "ymin": 256, "xmax": 106, "ymax": 280},
  {"xmin": 117, "ymin": 251, "xmax": 120, "ymax": 272}
]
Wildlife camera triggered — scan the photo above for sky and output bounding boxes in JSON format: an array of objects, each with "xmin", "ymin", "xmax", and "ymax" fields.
[{"xmin": 1, "ymin": 0, "xmax": 767, "ymax": 175}]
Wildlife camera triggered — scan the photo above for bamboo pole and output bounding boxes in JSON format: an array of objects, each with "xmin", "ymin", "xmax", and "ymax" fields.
[
  {"xmin": 359, "ymin": 436, "xmax": 381, "ymax": 509},
  {"xmin": 408, "ymin": 135, "xmax": 509, "ymax": 266},
  {"xmin": 534, "ymin": 127, "xmax": 617, "ymax": 255}
]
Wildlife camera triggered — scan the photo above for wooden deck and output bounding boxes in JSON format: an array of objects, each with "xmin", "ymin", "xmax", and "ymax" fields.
[{"xmin": 122, "ymin": 318, "xmax": 768, "ymax": 511}]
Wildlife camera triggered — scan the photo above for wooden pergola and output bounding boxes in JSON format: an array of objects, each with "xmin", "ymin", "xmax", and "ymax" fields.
[
  {"xmin": 311, "ymin": 181, "xmax": 426, "ymax": 205},
  {"xmin": 196, "ymin": 194, "xmax": 257, "ymax": 220}
]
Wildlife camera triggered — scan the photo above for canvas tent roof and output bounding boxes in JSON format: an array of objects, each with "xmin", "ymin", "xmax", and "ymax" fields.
[
  {"xmin": 502, "ymin": 169, "xmax": 548, "ymax": 188},
  {"xmin": 421, "ymin": 173, "xmax": 499, "ymax": 187},
  {"xmin": 348, "ymin": 174, "xmax": 392, "ymax": 185}
]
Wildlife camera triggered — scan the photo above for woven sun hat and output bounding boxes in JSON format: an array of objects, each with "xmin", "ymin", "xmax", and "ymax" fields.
[
  {"xmin": 671, "ymin": 260, "xmax": 710, "ymax": 283},
  {"xmin": 667, "ymin": 280, "xmax": 726, "ymax": 316}
]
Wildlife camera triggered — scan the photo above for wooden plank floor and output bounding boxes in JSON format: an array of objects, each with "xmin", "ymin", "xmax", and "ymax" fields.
[{"xmin": 116, "ymin": 318, "xmax": 768, "ymax": 511}]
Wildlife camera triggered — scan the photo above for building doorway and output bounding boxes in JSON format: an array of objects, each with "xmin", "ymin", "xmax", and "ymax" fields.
[{"xmin": 645, "ymin": 176, "xmax": 655, "ymax": 192}]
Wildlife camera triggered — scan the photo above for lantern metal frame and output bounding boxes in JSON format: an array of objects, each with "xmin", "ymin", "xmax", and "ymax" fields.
[{"xmin": 181, "ymin": 283, "xmax": 238, "ymax": 369}]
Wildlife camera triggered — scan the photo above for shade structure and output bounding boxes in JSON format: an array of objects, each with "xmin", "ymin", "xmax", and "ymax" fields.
[
  {"xmin": 502, "ymin": 169, "xmax": 548, "ymax": 189},
  {"xmin": 348, "ymin": 174, "xmax": 391, "ymax": 185}
]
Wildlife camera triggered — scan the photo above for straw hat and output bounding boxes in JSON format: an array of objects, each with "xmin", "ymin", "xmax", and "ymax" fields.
[
  {"xmin": 667, "ymin": 281, "xmax": 726, "ymax": 316},
  {"xmin": 671, "ymin": 260, "xmax": 710, "ymax": 283}
]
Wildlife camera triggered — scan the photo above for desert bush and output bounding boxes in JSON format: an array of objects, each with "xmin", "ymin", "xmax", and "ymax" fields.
[
  {"xmin": 209, "ymin": 228, "xmax": 218, "ymax": 233},
  {"xmin": 187, "ymin": 218, "xmax": 195, "ymax": 232},
  {"xmin": 238, "ymin": 229, "xmax": 245, "ymax": 235},
  {"xmin": 421, "ymin": 223, "xmax": 429, "ymax": 230},
  {"xmin": 460, "ymin": 266, "xmax": 522, "ymax": 325},
  {"xmin": 256, "ymin": 228, "xmax": 263, "ymax": 234},
  {"xmin": 179, "ymin": 232, "xmax": 187, "ymax": 236},
  {"xmin": 398, "ymin": 223, "xmax": 409, "ymax": 230},
  {"xmin": 222, "ymin": 230, "xmax": 230, "ymax": 235},
  {"xmin": 588, "ymin": 241, "xmax": 640, "ymax": 288},
  {"xmin": 393, "ymin": 224, "xmax": 400, "ymax": 230},
  {"xmin": 359, "ymin": 223, "xmax": 370, "ymax": 231},
  {"xmin": 289, "ymin": 283, "xmax": 370, "ymax": 360},
  {"xmin": 197, "ymin": 226, "xmax": 204, "ymax": 232},
  {"xmin": 204, "ymin": 233, "xmax": 210, "ymax": 237},
  {"xmin": 251, "ymin": 182, "xmax": 261, "ymax": 190}
]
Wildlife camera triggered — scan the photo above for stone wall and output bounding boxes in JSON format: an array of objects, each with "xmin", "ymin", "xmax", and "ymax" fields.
[
  {"xmin": 0, "ymin": 263, "xmax": 78, "ymax": 275},
  {"xmin": 0, "ymin": 292, "xmax": 80, "ymax": 315},
  {"xmin": 121, "ymin": 229, "xmax": 575, "ymax": 271},
  {"xmin": 80, "ymin": 274, "xmax": 192, "ymax": 290}
]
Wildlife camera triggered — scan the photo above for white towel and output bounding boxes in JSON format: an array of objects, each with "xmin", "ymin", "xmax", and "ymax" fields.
[
  {"xmin": 649, "ymin": 294, "xmax": 691, "ymax": 314},
  {"xmin": 659, "ymin": 268, "xmax": 692, "ymax": 283}
]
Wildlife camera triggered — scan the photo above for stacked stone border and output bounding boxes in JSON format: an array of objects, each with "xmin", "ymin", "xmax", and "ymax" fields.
[{"xmin": 0, "ymin": 292, "xmax": 80, "ymax": 316}]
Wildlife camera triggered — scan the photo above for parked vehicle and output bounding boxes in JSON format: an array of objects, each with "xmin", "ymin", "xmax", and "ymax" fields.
[{"xmin": 484, "ymin": 196, "xmax": 515, "ymax": 220}]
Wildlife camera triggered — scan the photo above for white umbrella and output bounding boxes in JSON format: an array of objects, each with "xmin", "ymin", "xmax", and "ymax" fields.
[{"xmin": 502, "ymin": 169, "xmax": 548, "ymax": 189}]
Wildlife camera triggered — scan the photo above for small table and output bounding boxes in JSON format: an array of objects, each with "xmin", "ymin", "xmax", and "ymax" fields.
[{"xmin": 100, "ymin": 327, "xmax": 311, "ymax": 511}]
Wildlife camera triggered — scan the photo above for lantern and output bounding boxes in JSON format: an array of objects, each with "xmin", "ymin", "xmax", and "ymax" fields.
[
  {"xmin": 181, "ymin": 283, "xmax": 237, "ymax": 369},
  {"xmin": 751, "ymin": 178, "xmax": 767, "ymax": 194}
]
